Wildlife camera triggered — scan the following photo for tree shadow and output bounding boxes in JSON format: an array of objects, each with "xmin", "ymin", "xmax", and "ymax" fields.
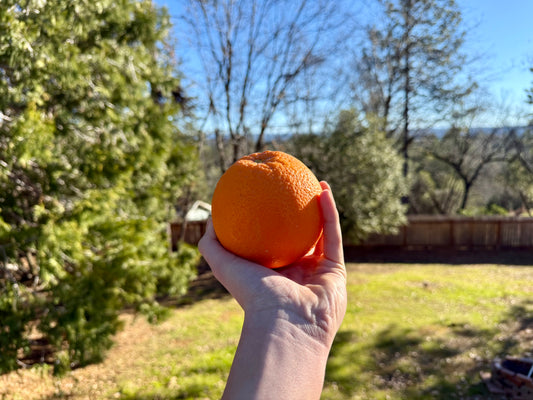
[
  {"xmin": 325, "ymin": 298, "xmax": 533, "ymax": 399},
  {"xmin": 496, "ymin": 298, "xmax": 533, "ymax": 359},
  {"xmin": 162, "ymin": 258, "xmax": 229, "ymax": 308},
  {"xmin": 507, "ymin": 299, "xmax": 533, "ymax": 333}
]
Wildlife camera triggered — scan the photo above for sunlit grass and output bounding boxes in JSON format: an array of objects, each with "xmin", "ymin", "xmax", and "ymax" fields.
[
  {"xmin": 1, "ymin": 263, "xmax": 532, "ymax": 399},
  {"xmin": 323, "ymin": 264, "xmax": 533, "ymax": 399}
]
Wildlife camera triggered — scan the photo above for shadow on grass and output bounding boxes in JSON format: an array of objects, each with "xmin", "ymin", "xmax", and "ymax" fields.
[
  {"xmin": 509, "ymin": 299, "xmax": 533, "ymax": 332},
  {"xmin": 118, "ymin": 393, "xmax": 206, "ymax": 400},
  {"xmin": 162, "ymin": 258, "xmax": 229, "ymax": 308},
  {"xmin": 116, "ymin": 384, "xmax": 220, "ymax": 400},
  {"xmin": 325, "ymin": 298, "xmax": 533, "ymax": 399}
]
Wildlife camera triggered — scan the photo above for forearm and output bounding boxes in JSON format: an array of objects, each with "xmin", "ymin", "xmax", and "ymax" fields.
[{"xmin": 222, "ymin": 313, "xmax": 332, "ymax": 400}]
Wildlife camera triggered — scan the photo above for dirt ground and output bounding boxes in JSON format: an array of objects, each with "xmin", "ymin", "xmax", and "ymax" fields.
[{"xmin": 0, "ymin": 312, "xmax": 150, "ymax": 399}]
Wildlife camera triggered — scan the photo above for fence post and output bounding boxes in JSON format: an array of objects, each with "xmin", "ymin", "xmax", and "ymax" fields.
[
  {"xmin": 496, "ymin": 220, "xmax": 502, "ymax": 249},
  {"xmin": 449, "ymin": 218, "xmax": 455, "ymax": 247}
]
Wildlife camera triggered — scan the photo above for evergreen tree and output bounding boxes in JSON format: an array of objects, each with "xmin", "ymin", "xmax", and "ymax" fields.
[
  {"xmin": 288, "ymin": 110, "xmax": 407, "ymax": 243},
  {"xmin": 0, "ymin": 0, "xmax": 200, "ymax": 372},
  {"xmin": 355, "ymin": 0, "xmax": 476, "ymax": 179}
]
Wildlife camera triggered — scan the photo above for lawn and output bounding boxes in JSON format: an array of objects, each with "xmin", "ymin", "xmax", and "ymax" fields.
[{"xmin": 1, "ymin": 262, "xmax": 532, "ymax": 399}]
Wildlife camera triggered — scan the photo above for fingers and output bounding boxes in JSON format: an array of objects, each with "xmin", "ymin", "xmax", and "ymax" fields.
[
  {"xmin": 313, "ymin": 231, "xmax": 324, "ymax": 257},
  {"xmin": 197, "ymin": 218, "xmax": 223, "ymax": 264},
  {"xmin": 198, "ymin": 219, "xmax": 245, "ymax": 283},
  {"xmin": 313, "ymin": 181, "xmax": 330, "ymax": 256},
  {"xmin": 198, "ymin": 219, "xmax": 275, "ymax": 307},
  {"xmin": 318, "ymin": 182, "xmax": 344, "ymax": 266}
]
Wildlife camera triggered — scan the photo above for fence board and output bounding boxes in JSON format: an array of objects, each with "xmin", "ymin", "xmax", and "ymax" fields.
[{"xmin": 364, "ymin": 216, "xmax": 533, "ymax": 249}]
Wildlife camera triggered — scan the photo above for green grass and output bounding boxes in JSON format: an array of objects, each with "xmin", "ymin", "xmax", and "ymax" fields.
[
  {"xmin": 2, "ymin": 263, "xmax": 533, "ymax": 399},
  {"xmin": 323, "ymin": 263, "xmax": 533, "ymax": 400},
  {"xmin": 115, "ymin": 296, "xmax": 243, "ymax": 400},
  {"xmin": 112, "ymin": 263, "xmax": 533, "ymax": 400}
]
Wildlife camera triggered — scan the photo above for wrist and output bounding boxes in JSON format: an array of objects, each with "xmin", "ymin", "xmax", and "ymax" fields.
[
  {"xmin": 244, "ymin": 310, "xmax": 333, "ymax": 356},
  {"xmin": 222, "ymin": 312, "xmax": 332, "ymax": 400},
  {"xmin": 243, "ymin": 309, "xmax": 335, "ymax": 354}
]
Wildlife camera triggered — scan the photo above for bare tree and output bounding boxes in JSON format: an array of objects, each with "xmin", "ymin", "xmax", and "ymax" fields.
[
  {"xmin": 427, "ymin": 126, "xmax": 513, "ymax": 211},
  {"xmin": 178, "ymin": 0, "xmax": 352, "ymax": 171},
  {"xmin": 409, "ymin": 156, "xmax": 464, "ymax": 214},
  {"xmin": 506, "ymin": 128, "xmax": 533, "ymax": 215}
]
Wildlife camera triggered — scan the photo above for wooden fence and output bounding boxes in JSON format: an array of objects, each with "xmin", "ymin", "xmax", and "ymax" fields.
[
  {"xmin": 363, "ymin": 215, "xmax": 533, "ymax": 249},
  {"xmin": 169, "ymin": 216, "xmax": 533, "ymax": 250},
  {"xmin": 168, "ymin": 221, "xmax": 208, "ymax": 251}
]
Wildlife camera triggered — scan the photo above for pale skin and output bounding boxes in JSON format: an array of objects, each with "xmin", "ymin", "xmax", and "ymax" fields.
[{"xmin": 198, "ymin": 181, "xmax": 347, "ymax": 400}]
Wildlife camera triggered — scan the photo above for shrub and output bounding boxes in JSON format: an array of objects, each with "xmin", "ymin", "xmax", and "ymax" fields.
[
  {"xmin": 288, "ymin": 110, "xmax": 407, "ymax": 243},
  {"xmin": 0, "ymin": 0, "xmax": 200, "ymax": 373}
]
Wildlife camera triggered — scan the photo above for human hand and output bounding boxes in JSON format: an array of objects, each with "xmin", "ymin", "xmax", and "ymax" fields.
[{"xmin": 199, "ymin": 181, "xmax": 347, "ymax": 348}]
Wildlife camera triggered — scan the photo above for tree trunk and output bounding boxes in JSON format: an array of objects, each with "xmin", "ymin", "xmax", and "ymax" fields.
[
  {"xmin": 215, "ymin": 129, "xmax": 227, "ymax": 172},
  {"xmin": 402, "ymin": 71, "xmax": 409, "ymax": 179},
  {"xmin": 402, "ymin": 0, "xmax": 412, "ymax": 180},
  {"xmin": 460, "ymin": 181, "xmax": 472, "ymax": 211}
]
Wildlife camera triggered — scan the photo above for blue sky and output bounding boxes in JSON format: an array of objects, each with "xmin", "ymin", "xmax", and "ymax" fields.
[
  {"xmin": 459, "ymin": 0, "xmax": 533, "ymax": 116},
  {"xmin": 161, "ymin": 0, "xmax": 533, "ymax": 126}
]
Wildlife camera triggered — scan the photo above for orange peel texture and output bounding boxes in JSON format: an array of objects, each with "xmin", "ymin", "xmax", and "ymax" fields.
[{"xmin": 211, "ymin": 150, "xmax": 323, "ymax": 268}]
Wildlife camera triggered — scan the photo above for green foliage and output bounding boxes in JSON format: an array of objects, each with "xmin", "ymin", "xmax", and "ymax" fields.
[
  {"xmin": 409, "ymin": 133, "xmax": 465, "ymax": 214},
  {"xmin": 288, "ymin": 110, "xmax": 407, "ymax": 243},
  {"xmin": 0, "ymin": 282, "xmax": 33, "ymax": 373},
  {"xmin": 409, "ymin": 165, "xmax": 463, "ymax": 214},
  {"xmin": 459, "ymin": 204, "xmax": 509, "ymax": 216},
  {"xmin": 0, "ymin": 0, "xmax": 200, "ymax": 373}
]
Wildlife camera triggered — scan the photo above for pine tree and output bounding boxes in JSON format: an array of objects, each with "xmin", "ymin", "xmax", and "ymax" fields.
[{"xmin": 355, "ymin": 0, "xmax": 476, "ymax": 179}]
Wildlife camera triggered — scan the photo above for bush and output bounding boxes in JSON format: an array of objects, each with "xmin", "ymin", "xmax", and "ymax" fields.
[{"xmin": 0, "ymin": 0, "xmax": 200, "ymax": 373}]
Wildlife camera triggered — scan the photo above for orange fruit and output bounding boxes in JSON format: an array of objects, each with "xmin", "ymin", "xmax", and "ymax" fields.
[{"xmin": 211, "ymin": 150, "xmax": 323, "ymax": 269}]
